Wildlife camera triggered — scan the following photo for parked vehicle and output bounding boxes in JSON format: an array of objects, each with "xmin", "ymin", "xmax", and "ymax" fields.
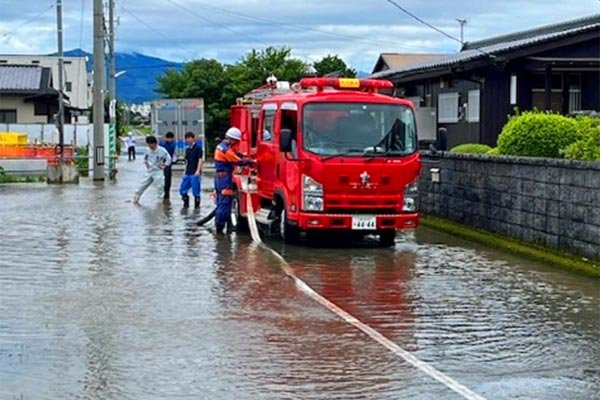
[
  {"xmin": 151, "ymin": 98, "xmax": 205, "ymax": 163},
  {"xmin": 230, "ymin": 77, "xmax": 421, "ymax": 246}
]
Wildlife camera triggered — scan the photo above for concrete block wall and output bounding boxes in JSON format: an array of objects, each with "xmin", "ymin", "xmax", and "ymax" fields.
[{"xmin": 419, "ymin": 152, "xmax": 600, "ymax": 260}]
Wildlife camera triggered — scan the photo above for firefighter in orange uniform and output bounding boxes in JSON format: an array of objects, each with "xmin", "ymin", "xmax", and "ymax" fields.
[{"xmin": 214, "ymin": 127, "xmax": 253, "ymax": 233}]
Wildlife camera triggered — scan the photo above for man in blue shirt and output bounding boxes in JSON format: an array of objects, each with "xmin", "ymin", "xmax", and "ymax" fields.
[
  {"xmin": 160, "ymin": 131, "xmax": 176, "ymax": 200},
  {"xmin": 180, "ymin": 131, "xmax": 203, "ymax": 209}
]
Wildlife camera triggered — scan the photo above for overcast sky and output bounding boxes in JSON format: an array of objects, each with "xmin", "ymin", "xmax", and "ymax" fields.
[{"xmin": 0, "ymin": 0, "xmax": 597, "ymax": 72}]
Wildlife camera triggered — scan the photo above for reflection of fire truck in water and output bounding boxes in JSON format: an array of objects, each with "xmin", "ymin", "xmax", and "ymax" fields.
[{"xmin": 230, "ymin": 76, "xmax": 421, "ymax": 246}]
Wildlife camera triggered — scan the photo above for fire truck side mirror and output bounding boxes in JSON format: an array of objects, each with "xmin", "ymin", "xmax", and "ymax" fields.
[{"xmin": 279, "ymin": 128, "xmax": 293, "ymax": 153}]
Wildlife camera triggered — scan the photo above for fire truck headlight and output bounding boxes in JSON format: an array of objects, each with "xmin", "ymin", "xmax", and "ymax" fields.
[
  {"xmin": 303, "ymin": 175, "xmax": 324, "ymax": 212},
  {"xmin": 403, "ymin": 180, "xmax": 418, "ymax": 212}
]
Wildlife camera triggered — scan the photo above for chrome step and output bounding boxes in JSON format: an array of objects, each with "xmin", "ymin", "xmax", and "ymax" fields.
[{"xmin": 255, "ymin": 208, "xmax": 273, "ymax": 226}]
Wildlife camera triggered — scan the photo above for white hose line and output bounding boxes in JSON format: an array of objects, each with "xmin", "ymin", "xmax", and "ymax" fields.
[{"xmin": 244, "ymin": 190, "xmax": 487, "ymax": 400}]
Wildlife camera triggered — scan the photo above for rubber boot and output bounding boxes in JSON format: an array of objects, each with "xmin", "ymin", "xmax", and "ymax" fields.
[
  {"xmin": 182, "ymin": 195, "xmax": 190, "ymax": 208},
  {"xmin": 215, "ymin": 224, "xmax": 225, "ymax": 235},
  {"xmin": 194, "ymin": 197, "xmax": 201, "ymax": 209}
]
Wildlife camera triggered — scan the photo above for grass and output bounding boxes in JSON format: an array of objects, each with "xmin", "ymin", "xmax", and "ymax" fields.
[
  {"xmin": 420, "ymin": 215, "xmax": 600, "ymax": 278},
  {"xmin": 0, "ymin": 174, "xmax": 45, "ymax": 184}
]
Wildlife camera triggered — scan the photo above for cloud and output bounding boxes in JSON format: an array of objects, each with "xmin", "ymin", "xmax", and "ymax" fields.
[{"xmin": 0, "ymin": 0, "xmax": 597, "ymax": 71}]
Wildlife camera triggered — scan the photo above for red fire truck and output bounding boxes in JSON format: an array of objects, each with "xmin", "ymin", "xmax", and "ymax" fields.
[{"xmin": 229, "ymin": 77, "xmax": 421, "ymax": 246}]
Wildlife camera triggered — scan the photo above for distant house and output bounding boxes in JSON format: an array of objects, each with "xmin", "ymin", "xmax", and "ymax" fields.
[
  {"xmin": 0, "ymin": 55, "xmax": 90, "ymax": 111},
  {"xmin": 371, "ymin": 14, "xmax": 600, "ymax": 149},
  {"xmin": 371, "ymin": 53, "xmax": 448, "ymax": 74},
  {"xmin": 0, "ymin": 64, "xmax": 69, "ymax": 124}
]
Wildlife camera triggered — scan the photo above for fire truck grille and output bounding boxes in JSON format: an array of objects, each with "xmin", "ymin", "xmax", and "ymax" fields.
[
  {"xmin": 326, "ymin": 208, "xmax": 398, "ymax": 215},
  {"xmin": 325, "ymin": 196, "xmax": 401, "ymax": 214}
]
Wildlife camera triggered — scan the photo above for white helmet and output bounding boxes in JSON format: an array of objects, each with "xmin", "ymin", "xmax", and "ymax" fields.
[{"xmin": 225, "ymin": 127, "xmax": 242, "ymax": 141}]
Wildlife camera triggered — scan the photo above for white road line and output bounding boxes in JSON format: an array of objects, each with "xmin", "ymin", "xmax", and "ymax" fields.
[{"xmin": 244, "ymin": 190, "xmax": 487, "ymax": 400}]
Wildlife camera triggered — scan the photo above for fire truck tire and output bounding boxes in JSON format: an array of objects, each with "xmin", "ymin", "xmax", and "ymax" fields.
[
  {"xmin": 278, "ymin": 206, "xmax": 300, "ymax": 244},
  {"xmin": 231, "ymin": 190, "xmax": 248, "ymax": 231},
  {"xmin": 378, "ymin": 231, "xmax": 396, "ymax": 247}
]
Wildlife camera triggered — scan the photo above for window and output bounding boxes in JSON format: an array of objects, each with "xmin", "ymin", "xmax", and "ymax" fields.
[
  {"xmin": 261, "ymin": 109, "xmax": 276, "ymax": 142},
  {"xmin": 532, "ymin": 73, "xmax": 563, "ymax": 112},
  {"xmin": 302, "ymin": 103, "xmax": 417, "ymax": 157},
  {"xmin": 438, "ymin": 92, "xmax": 459, "ymax": 123},
  {"xmin": 280, "ymin": 109, "xmax": 298, "ymax": 157},
  {"xmin": 64, "ymin": 60, "xmax": 72, "ymax": 65},
  {"xmin": 568, "ymin": 73, "xmax": 581, "ymax": 113},
  {"xmin": 31, "ymin": 60, "xmax": 40, "ymax": 64},
  {"xmin": 467, "ymin": 90, "xmax": 480, "ymax": 123},
  {"xmin": 0, "ymin": 109, "xmax": 17, "ymax": 123},
  {"xmin": 65, "ymin": 81, "xmax": 72, "ymax": 92}
]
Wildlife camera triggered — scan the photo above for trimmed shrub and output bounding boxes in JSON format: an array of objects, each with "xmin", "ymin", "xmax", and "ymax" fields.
[
  {"xmin": 497, "ymin": 111, "xmax": 579, "ymax": 158},
  {"xmin": 562, "ymin": 116, "xmax": 600, "ymax": 161},
  {"xmin": 450, "ymin": 143, "xmax": 492, "ymax": 154},
  {"xmin": 486, "ymin": 147, "xmax": 501, "ymax": 155}
]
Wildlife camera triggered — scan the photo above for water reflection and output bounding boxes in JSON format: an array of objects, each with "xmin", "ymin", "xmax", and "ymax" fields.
[{"xmin": 0, "ymin": 161, "xmax": 597, "ymax": 400}]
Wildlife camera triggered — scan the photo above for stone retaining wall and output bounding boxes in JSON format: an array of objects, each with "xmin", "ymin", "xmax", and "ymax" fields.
[{"xmin": 419, "ymin": 152, "xmax": 600, "ymax": 260}]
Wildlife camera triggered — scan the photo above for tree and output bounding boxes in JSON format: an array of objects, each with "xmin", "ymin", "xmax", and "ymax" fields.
[
  {"xmin": 313, "ymin": 54, "xmax": 357, "ymax": 78},
  {"xmin": 155, "ymin": 47, "xmax": 309, "ymax": 146}
]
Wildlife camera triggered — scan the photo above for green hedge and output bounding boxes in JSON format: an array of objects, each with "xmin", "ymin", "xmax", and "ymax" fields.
[
  {"xmin": 486, "ymin": 147, "xmax": 501, "ymax": 155},
  {"xmin": 497, "ymin": 111, "xmax": 579, "ymax": 158},
  {"xmin": 450, "ymin": 143, "xmax": 492, "ymax": 154},
  {"xmin": 562, "ymin": 116, "xmax": 600, "ymax": 161}
]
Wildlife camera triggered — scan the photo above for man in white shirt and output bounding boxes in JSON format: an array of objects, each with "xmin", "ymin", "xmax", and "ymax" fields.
[
  {"xmin": 126, "ymin": 132, "xmax": 136, "ymax": 161},
  {"xmin": 133, "ymin": 136, "xmax": 172, "ymax": 204}
]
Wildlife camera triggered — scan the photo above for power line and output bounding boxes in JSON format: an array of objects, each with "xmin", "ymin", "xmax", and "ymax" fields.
[
  {"xmin": 187, "ymin": 1, "xmax": 452, "ymax": 52},
  {"xmin": 121, "ymin": 6, "xmax": 196, "ymax": 58},
  {"xmin": 164, "ymin": 0, "xmax": 269, "ymax": 47},
  {"xmin": 1, "ymin": 4, "xmax": 55, "ymax": 40},
  {"xmin": 383, "ymin": 0, "xmax": 462, "ymax": 44},
  {"xmin": 383, "ymin": 0, "xmax": 497, "ymax": 59}
]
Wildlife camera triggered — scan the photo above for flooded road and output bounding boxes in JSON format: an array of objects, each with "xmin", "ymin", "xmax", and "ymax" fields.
[{"xmin": 0, "ymin": 158, "xmax": 598, "ymax": 399}]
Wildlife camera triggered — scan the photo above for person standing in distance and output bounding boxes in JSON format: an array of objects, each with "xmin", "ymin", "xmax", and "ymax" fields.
[
  {"xmin": 126, "ymin": 132, "xmax": 136, "ymax": 161},
  {"xmin": 213, "ymin": 127, "xmax": 253, "ymax": 233},
  {"xmin": 133, "ymin": 136, "xmax": 172, "ymax": 204},
  {"xmin": 179, "ymin": 132, "xmax": 203, "ymax": 209},
  {"xmin": 160, "ymin": 131, "xmax": 176, "ymax": 200}
]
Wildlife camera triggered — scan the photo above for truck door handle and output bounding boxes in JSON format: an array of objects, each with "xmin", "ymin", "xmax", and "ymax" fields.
[{"xmin": 276, "ymin": 164, "xmax": 280, "ymax": 178}]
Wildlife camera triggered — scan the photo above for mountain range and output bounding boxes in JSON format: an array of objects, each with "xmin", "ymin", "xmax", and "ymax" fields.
[
  {"xmin": 64, "ymin": 48, "xmax": 183, "ymax": 104},
  {"xmin": 65, "ymin": 49, "xmax": 369, "ymax": 104}
]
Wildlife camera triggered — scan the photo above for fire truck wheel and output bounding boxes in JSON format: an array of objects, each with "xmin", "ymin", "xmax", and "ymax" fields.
[
  {"xmin": 278, "ymin": 206, "xmax": 300, "ymax": 244},
  {"xmin": 378, "ymin": 231, "xmax": 396, "ymax": 247},
  {"xmin": 231, "ymin": 190, "xmax": 248, "ymax": 231}
]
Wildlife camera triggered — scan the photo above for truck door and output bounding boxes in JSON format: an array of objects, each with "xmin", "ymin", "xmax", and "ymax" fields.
[
  {"xmin": 278, "ymin": 102, "xmax": 300, "ymax": 208},
  {"xmin": 256, "ymin": 104, "xmax": 277, "ymax": 197},
  {"xmin": 180, "ymin": 99, "xmax": 205, "ymax": 161}
]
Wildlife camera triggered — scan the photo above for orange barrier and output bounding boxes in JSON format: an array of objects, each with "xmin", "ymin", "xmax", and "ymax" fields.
[{"xmin": 0, "ymin": 145, "xmax": 75, "ymax": 163}]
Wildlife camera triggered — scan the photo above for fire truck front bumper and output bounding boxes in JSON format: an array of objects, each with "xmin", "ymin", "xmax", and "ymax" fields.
[{"xmin": 295, "ymin": 213, "xmax": 419, "ymax": 231}]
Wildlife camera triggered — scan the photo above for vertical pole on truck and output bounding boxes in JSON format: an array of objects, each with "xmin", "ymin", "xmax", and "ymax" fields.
[
  {"xmin": 56, "ymin": 0, "xmax": 65, "ymax": 172},
  {"xmin": 93, "ymin": 0, "xmax": 105, "ymax": 180},
  {"xmin": 108, "ymin": 0, "xmax": 117, "ymax": 178}
]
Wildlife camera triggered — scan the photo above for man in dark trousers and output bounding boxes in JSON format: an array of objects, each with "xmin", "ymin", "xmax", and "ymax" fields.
[
  {"xmin": 213, "ymin": 127, "xmax": 253, "ymax": 233},
  {"xmin": 179, "ymin": 132, "xmax": 203, "ymax": 209},
  {"xmin": 160, "ymin": 131, "xmax": 176, "ymax": 200}
]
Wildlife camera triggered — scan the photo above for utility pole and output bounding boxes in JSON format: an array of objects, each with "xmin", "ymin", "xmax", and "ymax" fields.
[
  {"xmin": 56, "ymin": 0, "xmax": 65, "ymax": 170},
  {"xmin": 93, "ymin": 0, "xmax": 105, "ymax": 180},
  {"xmin": 108, "ymin": 0, "xmax": 117, "ymax": 178},
  {"xmin": 456, "ymin": 19, "xmax": 467, "ymax": 46}
]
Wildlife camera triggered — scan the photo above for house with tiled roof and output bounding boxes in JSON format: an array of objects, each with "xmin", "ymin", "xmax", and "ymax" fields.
[
  {"xmin": 371, "ymin": 14, "xmax": 600, "ymax": 148},
  {"xmin": 0, "ymin": 64, "xmax": 69, "ymax": 124}
]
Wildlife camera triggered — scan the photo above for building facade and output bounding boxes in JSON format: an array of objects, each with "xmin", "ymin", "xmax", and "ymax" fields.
[
  {"xmin": 371, "ymin": 15, "xmax": 600, "ymax": 149},
  {"xmin": 0, "ymin": 55, "xmax": 90, "ymax": 111}
]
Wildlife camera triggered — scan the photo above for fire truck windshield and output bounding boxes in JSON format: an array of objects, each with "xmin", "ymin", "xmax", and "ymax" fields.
[{"xmin": 302, "ymin": 102, "xmax": 417, "ymax": 157}]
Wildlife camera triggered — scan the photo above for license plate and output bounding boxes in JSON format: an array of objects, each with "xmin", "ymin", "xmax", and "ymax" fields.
[{"xmin": 352, "ymin": 215, "xmax": 377, "ymax": 230}]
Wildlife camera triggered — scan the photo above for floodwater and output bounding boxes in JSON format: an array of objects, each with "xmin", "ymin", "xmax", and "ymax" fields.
[{"xmin": 0, "ymin": 159, "xmax": 598, "ymax": 400}]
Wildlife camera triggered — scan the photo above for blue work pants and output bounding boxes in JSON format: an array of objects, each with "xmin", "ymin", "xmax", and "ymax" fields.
[{"xmin": 179, "ymin": 174, "xmax": 201, "ymax": 198}]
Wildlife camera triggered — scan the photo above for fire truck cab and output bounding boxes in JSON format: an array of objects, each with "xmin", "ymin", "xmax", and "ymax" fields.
[{"xmin": 230, "ymin": 77, "xmax": 421, "ymax": 246}]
